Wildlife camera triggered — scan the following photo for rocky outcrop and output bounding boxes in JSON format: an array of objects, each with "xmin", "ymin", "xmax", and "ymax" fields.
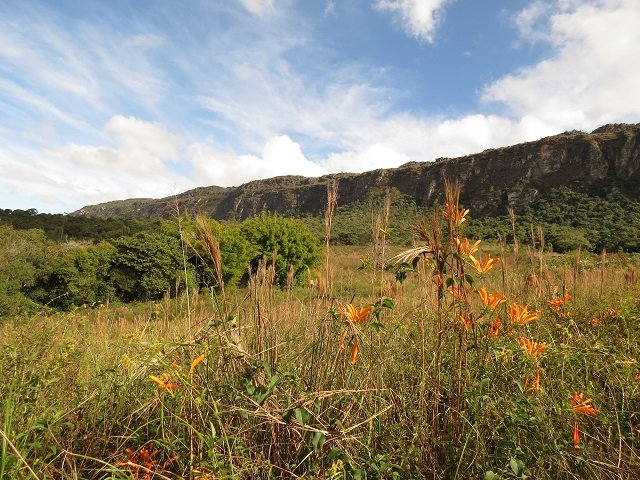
[{"xmin": 73, "ymin": 123, "xmax": 640, "ymax": 219}]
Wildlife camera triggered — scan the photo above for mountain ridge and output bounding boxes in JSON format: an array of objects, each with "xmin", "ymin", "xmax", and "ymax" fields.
[{"xmin": 73, "ymin": 123, "xmax": 640, "ymax": 219}]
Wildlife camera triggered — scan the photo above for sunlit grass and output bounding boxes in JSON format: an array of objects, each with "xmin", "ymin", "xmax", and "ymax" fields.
[{"xmin": 2, "ymin": 224, "xmax": 640, "ymax": 478}]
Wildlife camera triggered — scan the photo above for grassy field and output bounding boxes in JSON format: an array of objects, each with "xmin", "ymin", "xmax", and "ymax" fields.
[{"xmin": 2, "ymin": 202, "xmax": 640, "ymax": 479}]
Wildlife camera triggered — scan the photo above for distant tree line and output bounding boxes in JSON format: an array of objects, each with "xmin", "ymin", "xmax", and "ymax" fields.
[
  {"xmin": 0, "ymin": 214, "xmax": 320, "ymax": 317},
  {"xmin": 0, "ymin": 208, "xmax": 165, "ymax": 242}
]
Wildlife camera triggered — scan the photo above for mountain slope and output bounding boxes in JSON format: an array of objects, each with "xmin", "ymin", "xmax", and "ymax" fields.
[{"xmin": 73, "ymin": 123, "xmax": 640, "ymax": 220}]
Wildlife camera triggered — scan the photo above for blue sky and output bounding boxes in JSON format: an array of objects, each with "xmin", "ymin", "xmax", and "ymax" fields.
[{"xmin": 1, "ymin": 0, "xmax": 639, "ymax": 213}]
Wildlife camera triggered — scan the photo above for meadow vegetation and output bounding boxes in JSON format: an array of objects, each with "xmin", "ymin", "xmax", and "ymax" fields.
[{"xmin": 1, "ymin": 184, "xmax": 639, "ymax": 479}]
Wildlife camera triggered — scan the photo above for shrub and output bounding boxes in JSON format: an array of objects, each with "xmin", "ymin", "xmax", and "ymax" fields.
[
  {"xmin": 185, "ymin": 217, "xmax": 254, "ymax": 289},
  {"xmin": 240, "ymin": 213, "xmax": 321, "ymax": 285},
  {"xmin": 111, "ymin": 232, "xmax": 185, "ymax": 301}
]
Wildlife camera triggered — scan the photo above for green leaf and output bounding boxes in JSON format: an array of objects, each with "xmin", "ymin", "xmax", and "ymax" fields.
[
  {"xmin": 311, "ymin": 431, "xmax": 326, "ymax": 451},
  {"xmin": 283, "ymin": 409, "xmax": 294, "ymax": 422},
  {"xmin": 245, "ymin": 380, "xmax": 255, "ymax": 396},
  {"xmin": 510, "ymin": 458, "xmax": 524, "ymax": 477},
  {"xmin": 267, "ymin": 374, "xmax": 281, "ymax": 390},
  {"xmin": 294, "ymin": 407, "xmax": 311, "ymax": 426},
  {"xmin": 380, "ymin": 297, "xmax": 394, "ymax": 309}
]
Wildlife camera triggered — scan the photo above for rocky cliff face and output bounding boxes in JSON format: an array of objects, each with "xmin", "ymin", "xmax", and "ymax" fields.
[{"xmin": 73, "ymin": 123, "xmax": 640, "ymax": 219}]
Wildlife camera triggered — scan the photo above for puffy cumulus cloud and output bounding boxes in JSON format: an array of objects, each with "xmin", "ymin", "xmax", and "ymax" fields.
[
  {"xmin": 238, "ymin": 0, "xmax": 277, "ymax": 16},
  {"xmin": 512, "ymin": 1, "xmax": 554, "ymax": 43},
  {"xmin": 373, "ymin": 0, "xmax": 450, "ymax": 43},
  {"xmin": 190, "ymin": 114, "xmax": 557, "ymax": 189},
  {"xmin": 0, "ymin": 115, "xmax": 192, "ymax": 212},
  {"xmin": 0, "ymin": 144, "xmax": 193, "ymax": 212},
  {"xmin": 105, "ymin": 115, "xmax": 179, "ymax": 160},
  {"xmin": 351, "ymin": 113, "xmax": 556, "ymax": 166},
  {"xmin": 322, "ymin": 144, "xmax": 411, "ymax": 173},
  {"xmin": 484, "ymin": 0, "xmax": 640, "ymax": 131},
  {"xmin": 190, "ymin": 135, "xmax": 326, "ymax": 187}
]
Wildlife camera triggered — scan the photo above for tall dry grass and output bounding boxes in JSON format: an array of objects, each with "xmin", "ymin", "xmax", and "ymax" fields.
[{"xmin": 1, "ymin": 193, "xmax": 639, "ymax": 479}]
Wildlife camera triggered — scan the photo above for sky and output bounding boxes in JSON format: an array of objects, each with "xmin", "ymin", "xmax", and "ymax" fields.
[{"xmin": 1, "ymin": 0, "xmax": 639, "ymax": 214}]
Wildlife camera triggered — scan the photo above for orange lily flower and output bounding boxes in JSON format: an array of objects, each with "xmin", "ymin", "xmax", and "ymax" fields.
[
  {"xmin": 524, "ymin": 367, "xmax": 542, "ymax": 392},
  {"xmin": 117, "ymin": 446, "xmax": 177, "ymax": 479},
  {"xmin": 456, "ymin": 313, "xmax": 473, "ymax": 331},
  {"xmin": 604, "ymin": 308, "xmax": 620, "ymax": 317},
  {"xmin": 471, "ymin": 254, "xmax": 499, "ymax": 273},
  {"xmin": 571, "ymin": 392, "xmax": 600, "ymax": 415},
  {"xmin": 189, "ymin": 353, "xmax": 205, "ymax": 377},
  {"xmin": 519, "ymin": 337, "xmax": 548, "ymax": 357},
  {"xmin": 350, "ymin": 340, "xmax": 359, "ymax": 365},
  {"xmin": 337, "ymin": 304, "xmax": 373, "ymax": 365},
  {"xmin": 447, "ymin": 285, "xmax": 466, "ymax": 300},
  {"xmin": 590, "ymin": 317, "xmax": 601, "ymax": 326},
  {"xmin": 477, "ymin": 288, "xmax": 506, "ymax": 309},
  {"xmin": 573, "ymin": 422, "xmax": 581, "ymax": 449},
  {"xmin": 488, "ymin": 317, "xmax": 502, "ymax": 337},
  {"xmin": 455, "ymin": 237, "xmax": 481, "ymax": 260},
  {"xmin": 149, "ymin": 373, "xmax": 180, "ymax": 393},
  {"xmin": 508, "ymin": 303, "xmax": 539, "ymax": 325},
  {"xmin": 443, "ymin": 206, "xmax": 469, "ymax": 225},
  {"xmin": 547, "ymin": 293, "xmax": 571, "ymax": 313},
  {"xmin": 339, "ymin": 304, "xmax": 373, "ymax": 324}
]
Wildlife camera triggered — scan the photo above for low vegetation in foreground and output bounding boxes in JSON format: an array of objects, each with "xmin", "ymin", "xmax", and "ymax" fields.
[{"xmin": 1, "ymin": 186, "xmax": 640, "ymax": 479}]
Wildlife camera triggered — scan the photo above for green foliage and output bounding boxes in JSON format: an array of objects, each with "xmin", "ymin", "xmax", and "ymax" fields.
[
  {"xmin": 27, "ymin": 242, "xmax": 117, "ymax": 309},
  {"xmin": 0, "ymin": 226, "xmax": 48, "ymax": 317},
  {"xmin": 240, "ymin": 213, "xmax": 321, "ymax": 285},
  {"xmin": 183, "ymin": 217, "xmax": 254, "ymax": 289},
  {"xmin": 297, "ymin": 190, "xmax": 424, "ymax": 246},
  {"xmin": 467, "ymin": 186, "xmax": 640, "ymax": 253},
  {"xmin": 0, "ymin": 208, "xmax": 166, "ymax": 242},
  {"xmin": 111, "ymin": 232, "xmax": 185, "ymax": 301}
]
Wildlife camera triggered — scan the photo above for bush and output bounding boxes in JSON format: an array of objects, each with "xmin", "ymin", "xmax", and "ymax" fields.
[
  {"xmin": 240, "ymin": 213, "xmax": 321, "ymax": 285},
  {"xmin": 111, "ymin": 232, "xmax": 185, "ymax": 301},
  {"xmin": 0, "ymin": 226, "xmax": 49, "ymax": 316},
  {"xmin": 185, "ymin": 217, "xmax": 254, "ymax": 289},
  {"xmin": 545, "ymin": 224, "xmax": 592, "ymax": 253}
]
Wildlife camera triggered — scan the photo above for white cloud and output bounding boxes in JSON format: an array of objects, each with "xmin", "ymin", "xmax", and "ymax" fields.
[
  {"xmin": 373, "ymin": 0, "xmax": 450, "ymax": 43},
  {"xmin": 48, "ymin": 144, "xmax": 166, "ymax": 174},
  {"xmin": 190, "ymin": 135, "xmax": 326, "ymax": 187},
  {"xmin": 0, "ymin": 116, "xmax": 192, "ymax": 211},
  {"xmin": 105, "ymin": 115, "xmax": 180, "ymax": 160},
  {"xmin": 0, "ymin": 144, "xmax": 193, "ymax": 211},
  {"xmin": 513, "ymin": 1, "xmax": 554, "ymax": 43},
  {"xmin": 322, "ymin": 144, "xmax": 410, "ymax": 172},
  {"xmin": 238, "ymin": 0, "xmax": 277, "ymax": 16},
  {"xmin": 484, "ymin": 0, "xmax": 640, "ymax": 131}
]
